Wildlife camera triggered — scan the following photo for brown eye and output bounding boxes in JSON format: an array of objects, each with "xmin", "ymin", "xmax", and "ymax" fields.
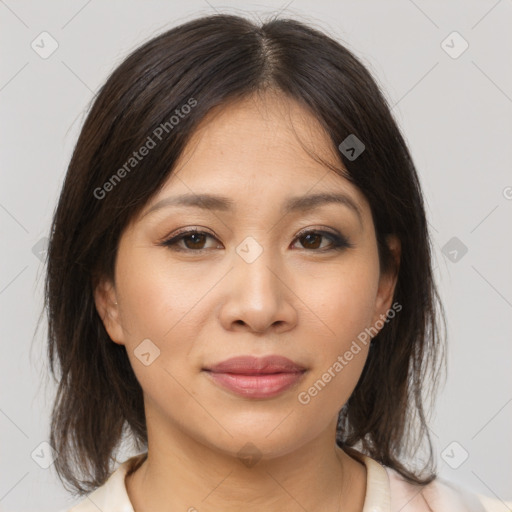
[
  {"xmin": 182, "ymin": 232, "xmax": 208, "ymax": 250},
  {"xmin": 293, "ymin": 230, "xmax": 352, "ymax": 251},
  {"xmin": 161, "ymin": 228, "xmax": 352, "ymax": 253},
  {"xmin": 299, "ymin": 232, "xmax": 323, "ymax": 249},
  {"xmin": 161, "ymin": 229, "xmax": 220, "ymax": 252}
]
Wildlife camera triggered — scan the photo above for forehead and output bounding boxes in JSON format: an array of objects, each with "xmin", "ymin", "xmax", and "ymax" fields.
[
  {"xmin": 178, "ymin": 91, "xmax": 337, "ymax": 169},
  {"xmin": 135, "ymin": 91, "xmax": 370, "ymax": 226},
  {"xmin": 165, "ymin": 92, "xmax": 359, "ymax": 194}
]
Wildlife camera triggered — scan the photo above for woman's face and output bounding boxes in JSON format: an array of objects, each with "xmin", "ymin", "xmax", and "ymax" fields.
[{"xmin": 95, "ymin": 92, "xmax": 399, "ymax": 461}]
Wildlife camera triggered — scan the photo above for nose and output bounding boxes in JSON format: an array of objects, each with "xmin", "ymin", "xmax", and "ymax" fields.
[{"xmin": 218, "ymin": 241, "xmax": 298, "ymax": 335}]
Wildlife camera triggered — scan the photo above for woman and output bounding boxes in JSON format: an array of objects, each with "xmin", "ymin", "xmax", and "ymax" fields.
[{"xmin": 46, "ymin": 13, "xmax": 505, "ymax": 511}]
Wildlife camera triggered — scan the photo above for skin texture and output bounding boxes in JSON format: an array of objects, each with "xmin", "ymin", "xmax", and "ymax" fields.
[{"xmin": 94, "ymin": 90, "xmax": 400, "ymax": 512}]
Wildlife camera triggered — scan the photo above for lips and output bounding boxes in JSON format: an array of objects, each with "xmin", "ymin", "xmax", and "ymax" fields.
[
  {"xmin": 205, "ymin": 355, "xmax": 306, "ymax": 374},
  {"xmin": 203, "ymin": 355, "xmax": 307, "ymax": 399}
]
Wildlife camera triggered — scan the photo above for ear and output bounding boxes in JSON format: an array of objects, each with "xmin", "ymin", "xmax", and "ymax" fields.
[
  {"xmin": 93, "ymin": 277, "xmax": 126, "ymax": 346},
  {"xmin": 371, "ymin": 235, "xmax": 401, "ymax": 326}
]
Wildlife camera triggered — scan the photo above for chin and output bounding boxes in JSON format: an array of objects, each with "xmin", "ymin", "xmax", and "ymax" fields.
[{"xmin": 197, "ymin": 421, "xmax": 316, "ymax": 462}]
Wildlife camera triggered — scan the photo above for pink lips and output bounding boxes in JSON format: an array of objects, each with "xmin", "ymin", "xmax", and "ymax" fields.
[{"xmin": 203, "ymin": 355, "xmax": 307, "ymax": 399}]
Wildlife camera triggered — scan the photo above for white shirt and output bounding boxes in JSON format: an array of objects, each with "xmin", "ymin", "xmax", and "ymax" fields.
[{"xmin": 64, "ymin": 452, "xmax": 509, "ymax": 512}]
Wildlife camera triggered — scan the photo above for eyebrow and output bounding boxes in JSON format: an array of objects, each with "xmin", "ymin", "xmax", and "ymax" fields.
[{"xmin": 142, "ymin": 192, "xmax": 363, "ymax": 225}]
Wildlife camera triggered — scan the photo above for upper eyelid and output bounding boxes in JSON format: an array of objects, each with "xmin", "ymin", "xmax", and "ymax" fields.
[
  {"xmin": 161, "ymin": 227, "xmax": 349, "ymax": 250},
  {"xmin": 165, "ymin": 226, "xmax": 340, "ymax": 240}
]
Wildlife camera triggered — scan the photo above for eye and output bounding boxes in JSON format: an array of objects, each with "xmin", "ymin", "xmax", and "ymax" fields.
[
  {"xmin": 160, "ymin": 229, "xmax": 220, "ymax": 252},
  {"xmin": 292, "ymin": 229, "xmax": 353, "ymax": 251},
  {"xmin": 159, "ymin": 228, "xmax": 353, "ymax": 253}
]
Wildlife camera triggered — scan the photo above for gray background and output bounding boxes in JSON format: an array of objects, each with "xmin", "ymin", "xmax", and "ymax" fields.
[{"xmin": 1, "ymin": 0, "xmax": 511, "ymax": 510}]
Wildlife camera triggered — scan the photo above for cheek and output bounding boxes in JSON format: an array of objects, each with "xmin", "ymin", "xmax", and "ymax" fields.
[
  {"xmin": 115, "ymin": 245, "xmax": 200, "ymax": 342},
  {"xmin": 295, "ymin": 253, "xmax": 380, "ymax": 409},
  {"xmin": 302, "ymin": 254, "xmax": 380, "ymax": 344},
  {"xmin": 113, "ymin": 241, "xmax": 227, "ymax": 395},
  {"xmin": 113, "ymin": 247, "xmax": 201, "ymax": 396}
]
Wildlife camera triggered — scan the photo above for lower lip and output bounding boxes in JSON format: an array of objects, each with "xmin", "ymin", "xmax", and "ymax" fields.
[{"xmin": 204, "ymin": 371, "xmax": 306, "ymax": 399}]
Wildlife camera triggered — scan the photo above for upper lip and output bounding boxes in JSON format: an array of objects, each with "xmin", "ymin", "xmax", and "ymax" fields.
[{"xmin": 204, "ymin": 355, "xmax": 306, "ymax": 374}]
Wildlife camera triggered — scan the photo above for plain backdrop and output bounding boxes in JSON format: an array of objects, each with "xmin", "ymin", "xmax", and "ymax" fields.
[{"xmin": 1, "ymin": 1, "xmax": 511, "ymax": 510}]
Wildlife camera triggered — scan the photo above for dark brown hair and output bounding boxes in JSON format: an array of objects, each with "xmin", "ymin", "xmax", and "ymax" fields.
[{"xmin": 44, "ymin": 13, "xmax": 446, "ymax": 496}]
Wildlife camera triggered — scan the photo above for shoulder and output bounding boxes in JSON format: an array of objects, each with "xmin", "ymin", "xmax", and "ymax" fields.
[
  {"xmin": 385, "ymin": 465, "xmax": 509, "ymax": 512},
  {"xmin": 64, "ymin": 453, "xmax": 145, "ymax": 512}
]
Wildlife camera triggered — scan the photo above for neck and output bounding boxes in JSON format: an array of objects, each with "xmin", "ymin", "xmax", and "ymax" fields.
[{"xmin": 125, "ymin": 420, "xmax": 367, "ymax": 512}]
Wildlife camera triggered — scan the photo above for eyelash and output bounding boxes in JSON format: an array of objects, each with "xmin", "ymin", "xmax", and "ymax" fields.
[{"xmin": 159, "ymin": 227, "xmax": 353, "ymax": 253}]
